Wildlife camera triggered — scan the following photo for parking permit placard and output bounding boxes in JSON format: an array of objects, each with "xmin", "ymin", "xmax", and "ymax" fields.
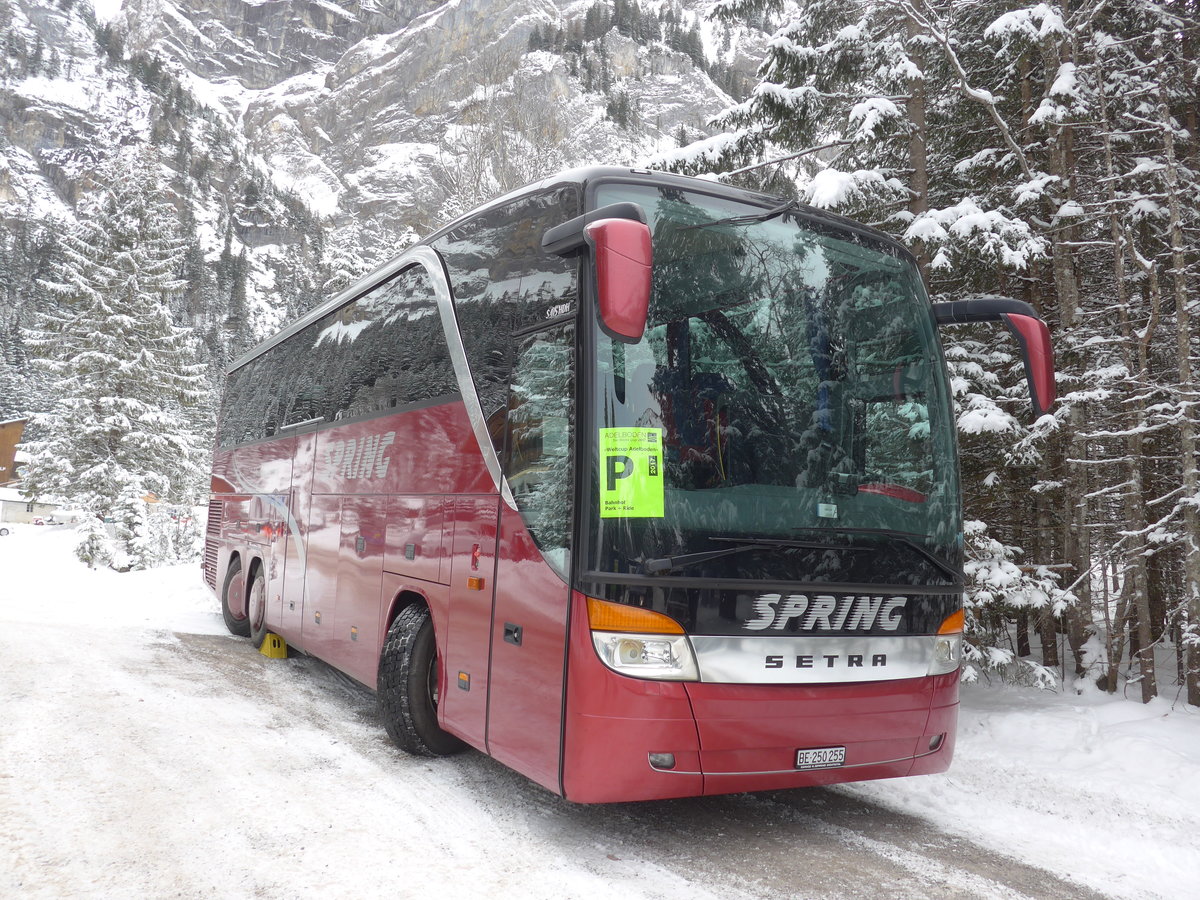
[{"xmin": 599, "ymin": 428, "xmax": 664, "ymax": 518}]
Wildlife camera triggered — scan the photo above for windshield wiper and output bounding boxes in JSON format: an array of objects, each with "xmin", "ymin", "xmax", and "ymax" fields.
[
  {"xmin": 642, "ymin": 541, "xmax": 775, "ymax": 575},
  {"xmin": 677, "ymin": 198, "xmax": 800, "ymax": 232},
  {"xmin": 642, "ymin": 530, "xmax": 960, "ymax": 582},
  {"xmin": 643, "ymin": 535, "xmax": 861, "ymax": 575},
  {"xmin": 788, "ymin": 526, "xmax": 961, "ymax": 582}
]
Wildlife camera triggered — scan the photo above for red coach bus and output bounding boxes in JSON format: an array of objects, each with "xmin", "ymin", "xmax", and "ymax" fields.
[{"xmin": 205, "ymin": 167, "xmax": 1054, "ymax": 802}]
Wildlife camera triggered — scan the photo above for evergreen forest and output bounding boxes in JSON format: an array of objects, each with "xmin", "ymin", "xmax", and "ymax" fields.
[{"xmin": 1, "ymin": 0, "xmax": 1198, "ymax": 709}]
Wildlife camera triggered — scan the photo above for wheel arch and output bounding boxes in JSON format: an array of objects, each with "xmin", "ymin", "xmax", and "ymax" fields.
[
  {"xmin": 384, "ymin": 588, "xmax": 431, "ymax": 636},
  {"xmin": 245, "ymin": 554, "xmax": 265, "ymax": 589},
  {"xmin": 219, "ymin": 548, "xmax": 241, "ymax": 584}
]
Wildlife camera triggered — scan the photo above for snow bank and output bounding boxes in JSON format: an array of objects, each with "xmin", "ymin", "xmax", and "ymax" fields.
[{"xmin": 842, "ymin": 682, "xmax": 1200, "ymax": 900}]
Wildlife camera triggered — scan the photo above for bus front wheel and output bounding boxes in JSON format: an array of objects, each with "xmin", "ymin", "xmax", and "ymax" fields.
[
  {"xmin": 378, "ymin": 604, "xmax": 465, "ymax": 757},
  {"xmin": 221, "ymin": 557, "xmax": 251, "ymax": 638}
]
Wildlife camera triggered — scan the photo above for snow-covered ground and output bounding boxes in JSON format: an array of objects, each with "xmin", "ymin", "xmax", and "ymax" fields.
[{"xmin": 1, "ymin": 525, "xmax": 1197, "ymax": 899}]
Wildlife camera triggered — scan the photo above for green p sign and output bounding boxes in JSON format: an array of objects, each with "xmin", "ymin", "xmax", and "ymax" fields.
[{"xmin": 599, "ymin": 428, "xmax": 665, "ymax": 518}]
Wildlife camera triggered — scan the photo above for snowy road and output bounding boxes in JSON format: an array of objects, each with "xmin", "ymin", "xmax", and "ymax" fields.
[{"xmin": 2, "ymin": 527, "xmax": 1196, "ymax": 899}]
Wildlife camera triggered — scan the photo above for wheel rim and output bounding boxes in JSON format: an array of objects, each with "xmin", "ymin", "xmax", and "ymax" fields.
[
  {"xmin": 227, "ymin": 570, "xmax": 246, "ymax": 619},
  {"xmin": 426, "ymin": 655, "xmax": 439, "ymax": 709},
  {"xmin": 249, "ymin": 578, "xmax": 265, "ymax": 632}
]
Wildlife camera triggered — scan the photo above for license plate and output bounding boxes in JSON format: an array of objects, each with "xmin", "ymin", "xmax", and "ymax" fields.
[{"xmin": 795, "ymin": 746, "xmax": 846, "ymax": 770}]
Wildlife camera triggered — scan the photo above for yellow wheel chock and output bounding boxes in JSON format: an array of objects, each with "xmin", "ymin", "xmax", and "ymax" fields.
[{"xmin": 258, "ymin": 633, "xmax": 287, "ymax": 658}]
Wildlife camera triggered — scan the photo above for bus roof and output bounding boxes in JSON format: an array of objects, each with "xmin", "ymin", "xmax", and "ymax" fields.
[{"xmin": 226, "ymin": 166, "xmax": 913, "ymax": 374}]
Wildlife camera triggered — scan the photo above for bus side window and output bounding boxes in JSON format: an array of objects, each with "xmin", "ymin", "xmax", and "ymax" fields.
[
  {"xmin": 434, "ymin": 187, "xmax": 581, "ymax": 446},
  {"xmin": 504, "ymin": 324, "xmax": 574, "ymax": 570}
]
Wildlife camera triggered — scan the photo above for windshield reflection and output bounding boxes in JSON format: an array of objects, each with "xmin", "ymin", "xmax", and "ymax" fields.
[{"xmin": 585, "ymin": 183, "xmax": 961, "ymax": 587}]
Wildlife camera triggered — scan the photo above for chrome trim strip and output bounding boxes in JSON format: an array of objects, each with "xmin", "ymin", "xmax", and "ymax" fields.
[
  {"xmin": 690, "ymin": 635, "xmax": 937, "ymax": 684},
  {"xmin": 278, "ymin": 416, "xmax": 324, "ymax": 432},
  {"xmin": 647, "ymin": 746, "xmax": 941, "ymax": 777},
  {"xmin": 408, "ymin": 246, "xmax": 515, "ymax": 509}
]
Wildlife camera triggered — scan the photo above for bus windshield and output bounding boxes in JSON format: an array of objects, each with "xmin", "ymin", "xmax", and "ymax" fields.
[{"xmin": 584, "ymin": 182, "xmax": 962, "ymax": 587}]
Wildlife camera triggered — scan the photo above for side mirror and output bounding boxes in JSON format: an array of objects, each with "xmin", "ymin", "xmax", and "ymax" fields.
[
  {"xmin": 932, "ymin": 298, "xmax": 1056, "ymax": 418},
  {"xmin": 543, "ymin": 202, "xmax": 653, "ymax": 344},
  {"xmin": 586, "ymin": 218, "xmax": 652, "ymax": 343},
  {"xmin": 999, "ymin": 313, "xmax": 1055, "ymax": 418}
]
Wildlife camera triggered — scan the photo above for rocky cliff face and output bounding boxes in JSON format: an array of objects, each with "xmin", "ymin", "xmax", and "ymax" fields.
[
  {"xmin": 118, "ymin": 0, "xmax": 768, "ymax": 244},
  {"xmin": 0, "ymin": 0, "xmax": 768, "ymax": 348},
  {"xmin": 122, "ymin": 0, "xmax": 426, "ymax": 89}
]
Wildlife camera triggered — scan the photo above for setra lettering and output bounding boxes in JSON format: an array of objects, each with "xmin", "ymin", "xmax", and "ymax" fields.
[{"xmin": 764, "ymin": 652, "xmax": 889, "ymax": 670}]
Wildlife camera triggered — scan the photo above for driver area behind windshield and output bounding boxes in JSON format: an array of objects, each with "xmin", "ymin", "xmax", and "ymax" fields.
[{"xmin": 583, "ymin": 182, "xmax": 961, "ymax": 592}]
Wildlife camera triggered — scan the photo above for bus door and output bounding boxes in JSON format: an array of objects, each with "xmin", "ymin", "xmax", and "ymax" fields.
[
  {"xmin": 484, "ymin": 324, "xmax": 574, "ymax": 791},
  {"xmin": 486, "ymin": 502, "xmax": 571, "ymax": 792}
]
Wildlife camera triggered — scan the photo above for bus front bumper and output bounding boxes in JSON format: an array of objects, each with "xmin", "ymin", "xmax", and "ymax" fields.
[{"xmin": 561, "ymin": 636, "xmax": 958, "ymax": 803}]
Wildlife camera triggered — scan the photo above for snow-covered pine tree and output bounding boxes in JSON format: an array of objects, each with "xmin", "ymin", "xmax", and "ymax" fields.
[
  {"xmin": 693, "ymin": 0, "xmax": 1074, "ymax": 678},
  {"xmin": 19, "ymin": 147, "xmax": 209, "ymax": 568},
  {"xmin": 715, "ymin": 1, "xmax": 913, "ymax": 180},
  {"xmin": 0, "ymin": 323, "xmax": 28, "ymax": 423},
  {"xmin": 320, "ymin": 220, "xmax": 377, "ymax": 299},
  {"xmin": 690, "ymin": 1, "xmax": 1200, "ymax": 702},
  {"xmin": 962, "ymin": 519, "xmax": 1069, "ymax": 688}
]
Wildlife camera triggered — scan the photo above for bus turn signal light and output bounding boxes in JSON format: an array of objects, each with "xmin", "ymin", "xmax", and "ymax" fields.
[
  {"xmin": 587, "ymin": 596, "xmax": 684, "ymax": 634},
  {"xmin": 937, "ymin": 609, "xmax": 964, "ymax": 634}
]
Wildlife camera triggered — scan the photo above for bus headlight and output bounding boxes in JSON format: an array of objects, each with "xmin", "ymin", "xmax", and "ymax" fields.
[
  {"xmin": 592, "ymin": 632, "xmax": 700, "ymax": 681},
  {"xmin": 929, "ymin": 608, "xmax": 963, "ymax": 675},
  {"xmin": 929, "ymin": 634, "xmax": 962, "ymax": 675}
]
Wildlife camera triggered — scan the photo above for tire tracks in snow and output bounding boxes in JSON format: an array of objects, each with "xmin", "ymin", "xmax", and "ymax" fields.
[{"xmin": 150, "ymin": 633, "xmax": 1115, "ymax": 900}]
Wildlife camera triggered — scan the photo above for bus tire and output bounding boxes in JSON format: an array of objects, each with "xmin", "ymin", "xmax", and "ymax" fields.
[
  {"xmin": 221, "ymin": 557, "xmax": 251, "ymax": 638},
  {"xmin": 378, "ymin": 604, "xmax": 465, "ymax": 757},
  {"xmin": 247, "ymin": 566, "xmax": 270, "ymax": 649}
]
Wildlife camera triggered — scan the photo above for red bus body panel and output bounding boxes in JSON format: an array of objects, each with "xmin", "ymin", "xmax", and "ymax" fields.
[{"xmin": 210, "ymin": 399, "xmax": 575, "ymax": 793}]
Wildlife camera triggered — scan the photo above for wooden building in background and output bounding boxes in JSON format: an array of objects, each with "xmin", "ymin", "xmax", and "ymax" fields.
[{"xmin": 0, "ymin": 418, "xmax": 26, "ymax": 487}]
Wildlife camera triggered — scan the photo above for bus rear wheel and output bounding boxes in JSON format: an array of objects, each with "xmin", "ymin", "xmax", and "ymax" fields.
[
  {"xmin": 247, "ymin": 567, "xmax": 270, "ymax": 649},
  {"xmin": 378, "ymin": 604, "xmax": 465, "ymax": 757},
  {"xmin": 220, "ymin": 557, "xmax": 251, "ymax": 638}
]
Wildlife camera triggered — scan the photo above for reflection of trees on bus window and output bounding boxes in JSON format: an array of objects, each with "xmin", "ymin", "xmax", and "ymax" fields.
[
  {"xmin": 434, "ymin": 187, "xmax": 580, "ymax": 457},
  {"xmin": 585, "ymin": 181, "xmax": 959, "ymax": 582},
  {"xmin": 217, "ymin": 265, "xmax": 456, "ymax": 448},
  {"xmin": 504, "ymin": 324, "xmax": 574, "ymax": 576}
]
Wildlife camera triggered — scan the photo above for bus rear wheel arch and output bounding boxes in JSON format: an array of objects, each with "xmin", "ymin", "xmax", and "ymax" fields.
[
  {"xmin": 220, "ymin": 555, "xmax": 251, "ymax": 638},
  {"xmin": 377, "ymin": 602, "xmax": 465, "ymax": 757}
]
